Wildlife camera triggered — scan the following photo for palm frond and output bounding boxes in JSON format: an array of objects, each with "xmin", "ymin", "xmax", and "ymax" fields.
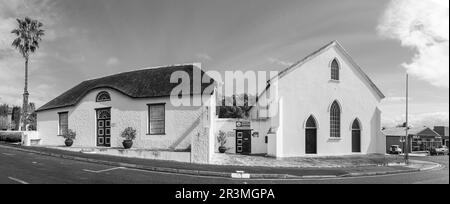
[{"xmin": 11, "ymin": 17, "xmax": 45, "ymax": 58}]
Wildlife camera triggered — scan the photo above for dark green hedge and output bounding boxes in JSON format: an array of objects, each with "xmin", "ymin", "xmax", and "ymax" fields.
[{"xmin": 0, "ymin": 132, "xmax": 22, "ymax": 143}]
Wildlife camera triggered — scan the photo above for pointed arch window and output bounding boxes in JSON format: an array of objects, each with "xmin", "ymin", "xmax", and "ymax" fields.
[
  {"xmin": 96, "ymin": 91, "xmax": 111, "ymax": 102},
  {"xmin": 306, "ymin": 116, "xmax": 317, "ymax": 129},
  {"xmin": 331, "ymin": 59, "xmax": 340, "ymax": 81},
  {"xmin": 352, "ymin": 120, "xmax": 361, "ymax": 130},
  {"xmin": 330, "ymin": 101, "xmax": 341, "ymax": 138}
]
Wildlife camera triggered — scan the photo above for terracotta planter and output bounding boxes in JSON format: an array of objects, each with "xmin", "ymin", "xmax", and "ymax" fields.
[
  {"xmin": 65, "ymin": 139, "xmax": 74, "ymax": 147},
  {"xmin": 123, "ymin": 140, "xmax": 133, "ymax": 149},
  {"xmin": 219, "ymin": 146, "xmax": 227, "ymax": 153}
]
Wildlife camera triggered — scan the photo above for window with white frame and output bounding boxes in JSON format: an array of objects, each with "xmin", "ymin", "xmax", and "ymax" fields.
[
  {"xmin": 148, "ymin": 104, "xmax": 165, "ymax": 135},
  {"xmin": 58, "ymin": 112, "xmax": 68, "ymax": 135}
]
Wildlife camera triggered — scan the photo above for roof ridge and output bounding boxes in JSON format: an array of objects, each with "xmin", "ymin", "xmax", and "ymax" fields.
[{"xmin": 84, "ymin": 62, "xmax": 201, "ymax": 82}]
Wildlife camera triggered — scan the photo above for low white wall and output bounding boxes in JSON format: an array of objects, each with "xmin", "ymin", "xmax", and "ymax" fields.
[{"xmin": 22, "ymin": 131, "xmax": 40, "ymax": 146}]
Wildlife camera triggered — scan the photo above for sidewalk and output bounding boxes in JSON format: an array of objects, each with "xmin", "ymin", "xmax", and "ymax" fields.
[{"xmin": 0, "ymin": 143, "xmax": 441, "ymax": 180}]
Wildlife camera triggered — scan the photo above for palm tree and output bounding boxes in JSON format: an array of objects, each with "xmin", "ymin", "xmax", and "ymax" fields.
[{"xmin": 11, "ymin": 17, "xmax": 45, "ymax": 131}]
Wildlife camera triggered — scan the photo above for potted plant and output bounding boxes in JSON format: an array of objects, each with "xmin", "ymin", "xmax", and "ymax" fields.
[
  {"xmin": 217, "ymin": 131, "xmax": 228, "ymax": 153},
  {"xmin": 121, "ymin": 127, "xmax": 137, "ymax": 149},
  {"xmin": 62, "ymin": 129, "xmax": 76, "ymax": 147}
]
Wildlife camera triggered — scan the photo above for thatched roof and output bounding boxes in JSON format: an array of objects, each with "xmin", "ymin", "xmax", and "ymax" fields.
[{"xmin": 37, "ymin": 64, "xmax": 214, "ymax": 112}]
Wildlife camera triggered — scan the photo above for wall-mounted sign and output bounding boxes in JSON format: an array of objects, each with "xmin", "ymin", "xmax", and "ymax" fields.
[{"xmin": 236, "ymin": 121, "xmax": 251, "ymax": 129}]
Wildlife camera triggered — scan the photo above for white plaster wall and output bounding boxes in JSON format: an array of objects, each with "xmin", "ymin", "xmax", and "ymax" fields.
[
  {"xmin": 276, "ymin": 46, "xmax": 383, "ymax": 157},
  {"xmin": 37, "ymin": 88, "xmax": 210, "ymax": 151}
]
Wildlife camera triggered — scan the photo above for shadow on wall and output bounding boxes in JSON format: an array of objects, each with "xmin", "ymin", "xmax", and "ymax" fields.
[{"xmin": 368, "ymin": 107, "xmax": 383, "ymax": 154}]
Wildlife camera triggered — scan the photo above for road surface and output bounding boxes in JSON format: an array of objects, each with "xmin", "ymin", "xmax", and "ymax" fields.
[{"xmin": 0, "ymin": 146, "xmax": 448, "ymax": 184}]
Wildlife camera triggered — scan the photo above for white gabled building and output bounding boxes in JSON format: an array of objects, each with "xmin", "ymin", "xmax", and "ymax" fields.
[{"xmin": 217, "ymin": 41, "xmax": 386, "ymax": 157}]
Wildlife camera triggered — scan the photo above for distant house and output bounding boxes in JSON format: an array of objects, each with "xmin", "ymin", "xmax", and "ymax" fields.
[
  {"xmin": 434, "ymin": 126, "xmax": 449, "ymax": 147},
  {"xmin": 383, "ymin": 127, "xmax": 442, "ymax": 153}
]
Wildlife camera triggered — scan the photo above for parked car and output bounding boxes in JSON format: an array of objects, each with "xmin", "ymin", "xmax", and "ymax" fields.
[
  {"xmin": 430, "ymin": 146, "xmax": 449, "ymax": 156},
  {"xmin": 389, "ymin": 145, "xmax": 403, "ymax": 155}
]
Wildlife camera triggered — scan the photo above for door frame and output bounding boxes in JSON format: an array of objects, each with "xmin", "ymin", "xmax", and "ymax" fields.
[
  {"xmin": 96, "ymin": 107, "xmax": 111, "ymax": 147},
  {"xmin": 236, "ymin": 130, "xmax": 252, "ymax": 155}
]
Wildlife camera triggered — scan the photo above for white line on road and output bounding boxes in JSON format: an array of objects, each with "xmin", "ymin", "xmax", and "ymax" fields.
[
  {"xmin": 8, "ymin": 177, "xmax": 29, "ymax": 184},
  {"xmin": 83, "ymin": 167, "xmax": 125, "ymax": 173},
  {"xmin": 2, "ymin": 153, "xmax": 15, "ymax": 156}
]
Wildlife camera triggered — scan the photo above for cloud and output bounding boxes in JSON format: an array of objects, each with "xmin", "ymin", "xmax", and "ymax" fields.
[
  {"xmin": 268, "ymin": 57, "xmax": 293, "ymax": 67},
  {"xmin": 106, "ymin": 57, "xmax": 120, "ymax": 67},
  {"xmin": 195, "ymin": 53, "xmax": 213, "ymax": 61},
  {"xmin": 378, "ymin": 0, "xmax": 449, "ymax": 88},
  {"xmin": 382, "ymin": 112, "xmax": 449, "ymax": 128},
  {"xmin": 384, "ymin": 96, "xmax": 413, "ymax": 103}
]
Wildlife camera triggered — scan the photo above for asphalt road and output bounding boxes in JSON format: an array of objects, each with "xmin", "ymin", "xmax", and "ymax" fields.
[{"xmin": 0, "ymin": 146, "xmax": 448, "ymax": 184}]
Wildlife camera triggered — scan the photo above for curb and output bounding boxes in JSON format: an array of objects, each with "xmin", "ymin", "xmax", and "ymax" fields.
[{"xmin": 0, "ymin": 144, "xmax": 441, "ymax": 180}]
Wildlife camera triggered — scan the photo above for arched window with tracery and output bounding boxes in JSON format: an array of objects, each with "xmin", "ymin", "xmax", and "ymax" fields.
[
  {"xmin": 96, "ymin": 91, "xmax": 111, "ymax": 102},
  {"xmin": 330, "ymin": 101, "xmax": 341, "ymax": 138}
]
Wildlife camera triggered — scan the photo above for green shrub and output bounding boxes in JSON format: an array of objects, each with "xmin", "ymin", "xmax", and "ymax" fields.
[
  {"xmin": 59, "ymin": 129, "xmax": 76, "ymax": 140},
  {"xmin": 121, "ymin": 127, "xmax": 137, "ymax": 141},
  {"xmin": 0, "ymin": 132, "xmax": 22, "ymax": 143}
]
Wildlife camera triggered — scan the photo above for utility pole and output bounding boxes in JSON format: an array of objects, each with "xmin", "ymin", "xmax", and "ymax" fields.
[{"xmin": 405, "ymin": 74, "xmax": 409, "ymax": 165}]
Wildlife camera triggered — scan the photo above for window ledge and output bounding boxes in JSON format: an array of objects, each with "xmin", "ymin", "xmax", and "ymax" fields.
[
  {"xmin": 329, "ymin": 79, "xmax": 340, "ymax": 83},
  {"xmin": 328, "ymin": 137, "xmax": 342, "ymax": 142},
  {"xmin": 147, "ymin": 134, "xmax": 167, "ymax": 136}
]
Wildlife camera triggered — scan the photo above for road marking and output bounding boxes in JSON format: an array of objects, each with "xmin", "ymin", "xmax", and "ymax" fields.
[
  {"xmin": 2, "ymin": 153, "xmax": 15, "ymax": 156},
  {"xmin": 8, "ymin": 177, "xmax": 29, "ymax": 184},
  {"xmin": 83, "ymin": 167, "xmax": 125, "ymax": 173}
]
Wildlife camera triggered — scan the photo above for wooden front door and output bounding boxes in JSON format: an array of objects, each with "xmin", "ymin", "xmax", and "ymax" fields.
[
  {"xmin": 352, "ymin": 120, "xmax": 361, "ymax": 153},
  {"xmin": 97, "ymin": 109, "xmax": 111, "ymax": 147},
  {"xmin": 236, "ymin": 130, "xmax": 251, "ymax": 155},
  {"xmin": 352, "ymin": 130, "xmax": 361, "ymax": 153},
  {"xmin": 305, "ymin": 129, "xmax": 317, "ymax": 154}
]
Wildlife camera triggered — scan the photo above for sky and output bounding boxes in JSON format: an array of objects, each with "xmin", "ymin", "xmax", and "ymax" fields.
[{"xmin": 0, "ymin": 0, "xmax": 448, "ymax": 127}]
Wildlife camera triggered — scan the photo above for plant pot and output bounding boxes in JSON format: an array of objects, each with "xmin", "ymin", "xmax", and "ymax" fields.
[
  {"xmin": 123, "ymin": 140, "xmax": 133, "ymax": 149},
  {"xmin": 219, "ymin": 146, "xmax": 227, "ymax": 153},
  {"xmin": 65, "ymin": 139, "xmax": 73, "ymax": 147}
]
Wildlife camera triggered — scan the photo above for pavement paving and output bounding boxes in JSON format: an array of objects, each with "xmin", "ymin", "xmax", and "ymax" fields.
[{"xmin": 0, "ymin": 144, "xmax": 447, "ymax": 184}]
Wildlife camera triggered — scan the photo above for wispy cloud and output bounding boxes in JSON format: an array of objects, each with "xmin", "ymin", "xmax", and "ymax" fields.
[
  {"xmin": 106, "ymin": 57, "xmax": 120, "ymax": 67},
  {"xmin": 195, "ymin": 53, "xmax": 213, "ymax": 61},
  {"xmin": 382, "ymin": 112, "xmax": 449, "ymax": 128},
  {"xmin": 384, "ymin": 96, "xmax": 413, "ymax": 103},
  {"xmin": 268, "ymin": 57, "xmax": 293, "ymax": 67},
  {"xmin": 378, "ymin": 0, "xmax": 449, "ymax": 88}
]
